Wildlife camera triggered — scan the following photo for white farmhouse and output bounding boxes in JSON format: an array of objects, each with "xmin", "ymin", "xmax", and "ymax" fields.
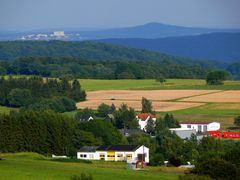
[
  {"xmin": 77, "ymin": 145, "xmax": 149, "ymax": 163},
  {"xmin": 180, "ymin": 121, "xmax": 220, "ymax": 133},
  {"xmin": 136, "ymin": 113, "xmax": 156, "ymax": 130}
]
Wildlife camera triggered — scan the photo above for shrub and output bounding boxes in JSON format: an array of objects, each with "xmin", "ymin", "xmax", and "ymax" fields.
[
  {"xmin": 192, "ymin": 158, "xmax": 238, "ymax": 180},
  {"xmin": 71, "ymin": 173, "xmax": 93, "ymax": 180},
  {"xmin": 179, "ymin": 174, "xmax": 211, "ymax": 180},
  {"xmin": 168, "ymin": 156, "xmax": 182, "ymax": 167}
]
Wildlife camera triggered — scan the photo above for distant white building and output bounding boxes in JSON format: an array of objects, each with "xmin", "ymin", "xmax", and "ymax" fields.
[
  {"xmin": 180, "ymin": 122, "xmax": 220, "ymax": 133},
  {"xmin": 53, "ymin": 31, "xmax": 65, "ymax": 37},
  {"xmin": 77, "ymin": 145, "xmax": 149, "ymax": 163},
  {"xmin": 136, "ymin": 113, "xmax": 156, "ymax": 130},
  {"xmin": 170, "ymin": 121, "xmax": 220, "ymax": 139}
]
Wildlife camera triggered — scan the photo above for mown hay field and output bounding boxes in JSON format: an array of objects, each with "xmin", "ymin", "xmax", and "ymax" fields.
[
  {"xmin": 180, "ymin": 90, "xmax": 240, "ymax": 102},
  {"xmin": 77, "ymin": 100, "xmax": 204, "ymax": 112},
  {"xmin": 86, "ymin": 90, "xmax": 219, "ymax": 101},
  {"xmin": 76, "ymin": 88, "xmax": 240, "ymax": 128}
]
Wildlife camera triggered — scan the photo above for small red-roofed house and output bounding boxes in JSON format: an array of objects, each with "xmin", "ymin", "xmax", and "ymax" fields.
[{"xmin": 136, "ymin": 113, "xmax": 156, "ymax": 130}]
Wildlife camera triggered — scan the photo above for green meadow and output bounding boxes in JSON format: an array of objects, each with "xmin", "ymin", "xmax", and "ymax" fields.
[
  {"xmin": 2, "ymin": 76, "xmax": 240, "ymax": 90},
  {"xmin": 0, "ymin": 153, "xmax": 181, "ymax": 180},
  {"xmin": 80, "ymin": 79, "xmax": 240, "ymax": 91}
]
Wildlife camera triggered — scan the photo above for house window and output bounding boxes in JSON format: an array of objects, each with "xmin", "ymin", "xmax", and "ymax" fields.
[
  {"xmin": 198, "ymin": 125, "xmax": 202, "ymax": 132},
  {"xmin": 107, "ymin": 155, "xmax": 115, "ymax": 157},
  {"xmin": 187, "ymin": 125, "xmax": 191, "ymax": 128},
  {"xmin": 126, "ymin": 154, "xmax": 132, "ymax": 160},
  {"xmin": 100, "ymin": 154, "xmax": 105, "ymax": 160},
  {"xmin": 89, "ymin": 154, "xmax": 94, "ymax": 159},
  {"xmin": 80, "ymin": 154, "xmax": 87, "ymax": 158}
]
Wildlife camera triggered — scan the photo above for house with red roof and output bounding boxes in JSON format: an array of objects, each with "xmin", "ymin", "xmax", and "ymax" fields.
[{"xmin": 136, "ymin": 113, "xmax": 156, "ymax": 130}]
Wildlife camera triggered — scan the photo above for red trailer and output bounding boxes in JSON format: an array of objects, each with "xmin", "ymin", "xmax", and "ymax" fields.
[
  {"xmin": 224, "ymin": 132, "xmax": 240, "ymax": 138},
  {"xmin": 208, "ymin": 131, "xmax": 222, "ymax": 138},
  {"xmin": 208, "ymin": 131, "xmax": 240, "ymax": 139}
]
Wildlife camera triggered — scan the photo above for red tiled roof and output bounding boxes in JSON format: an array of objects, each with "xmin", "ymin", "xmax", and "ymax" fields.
[
  {"xmin": 180, "ymin": 122, "xmax": 211, "ymax": 125},
  {"xmin": 137, "ymin": 113, "xmax": 156, "ymax": 121}
]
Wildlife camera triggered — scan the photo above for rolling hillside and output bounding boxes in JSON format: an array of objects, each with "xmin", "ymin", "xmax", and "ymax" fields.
[
  {"xmin": 100, "ymin": 33, "xmax": 240, "ymax": 63},
  {"xmin": 0, "ymin": 40, "xmax": 178, "ymax": 61}
]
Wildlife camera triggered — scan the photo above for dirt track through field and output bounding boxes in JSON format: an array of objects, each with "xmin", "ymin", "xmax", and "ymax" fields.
[
  {"xmin": 76, "ymin": 100, "xmax": 205, "ymax": 112},
  {"xmin": 180, "ymin": 90, "xmax": 240, "ymax": 102},
  {"xmin": 77, "ymin": 90, "xmax": 240, "ymax": 112},
  {"xmin": 86, "ymin": 90, "xmax": 220, "ymax": 101}
]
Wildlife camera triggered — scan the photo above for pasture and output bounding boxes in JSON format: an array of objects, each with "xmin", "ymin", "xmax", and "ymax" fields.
[
  {"xmin": 76, "ymin": 79, "xmax": 240, "ymax": 128},
  {"xmin": 80, "ymin": 79, "xmax": 240, "ymax": 91},
  {"xmin": 0, "ymin": 153, "xmax": 181, "ymax": 180}
]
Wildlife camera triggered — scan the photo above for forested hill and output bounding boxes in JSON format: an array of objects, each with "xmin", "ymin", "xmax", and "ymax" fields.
[
  {"xmin": 0, "ymin": 40, "xmax": 178, "ymax": 62},
  {"xmin": 99, "ymin": 33, "xmax": 240, "ymax": 63}
]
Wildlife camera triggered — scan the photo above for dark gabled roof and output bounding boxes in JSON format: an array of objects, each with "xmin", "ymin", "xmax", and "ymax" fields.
[
  {"xmin": 96, "ymin": 145, "xmax": 141, "ymax": 152},
  {"xmin": 78, "ymin": 146, "xmax": 98, "ymax": 152},
  {"xmin": 96, "ymin": 145, "xmax": 110, "ymax": 151},
  {"xmin": 119, "ymin": 129, "xmax": 147, "ymax": 136},
  {"xmin": 78, "ymin": 115, "xmax": 93, "ymax": 122}
]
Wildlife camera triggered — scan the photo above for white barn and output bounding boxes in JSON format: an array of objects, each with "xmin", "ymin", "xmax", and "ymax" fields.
[
  {"xmin": 77, "ymin": 145, "xmax": 149, "ymax": 163},
  {"xmin": 180, "ymin": 122, "xmax": 220, "ymax": 133}
]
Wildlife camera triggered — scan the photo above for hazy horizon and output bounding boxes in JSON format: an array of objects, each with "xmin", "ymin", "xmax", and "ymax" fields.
[{"xmin": 1, "ymin": 0, "xmax": 240, "ymax": 32}]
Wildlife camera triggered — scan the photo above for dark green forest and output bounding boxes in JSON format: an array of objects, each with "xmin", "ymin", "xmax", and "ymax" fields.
[
  {"xmin": 0, "ymin": 57, "xmax": 212, "ymax": 79},
  {"xmin": 0, "ymin": 77, "xmax": 86, "ymax": 112},
  {"xmin": 0, "ymin": 40, "xmax": 201, "ymax": 62},
  {"xmin": 0, "ymin": 41, "xmax": 238, "ymax": 79}
]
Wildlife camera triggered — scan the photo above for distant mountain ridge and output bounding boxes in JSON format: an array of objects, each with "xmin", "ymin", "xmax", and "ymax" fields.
[
  {"xmin": 78, "ymin": 22, "xmax": 240, "ymax": 39},
  {"xmin": 99, "ymin": 32, "xmax": 240, "ymax": 63},
  {"xmin": 1, "ymin": 22, "xmax": 240, "ymax": 41}
]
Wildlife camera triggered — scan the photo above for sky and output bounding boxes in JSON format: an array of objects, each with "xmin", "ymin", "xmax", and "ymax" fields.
[{"xmin": 0, "ymin": 0, "xmax": 240, "ymax": 31}]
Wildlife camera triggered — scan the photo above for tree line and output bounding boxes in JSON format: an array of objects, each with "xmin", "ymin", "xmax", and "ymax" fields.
[
  {"xmin": 0, "ymin": 57, "xmax": 212, "ymax": 79},
  {"xmin": 0, "ymin": 76, "xmax": 86, "ymax": 112}
]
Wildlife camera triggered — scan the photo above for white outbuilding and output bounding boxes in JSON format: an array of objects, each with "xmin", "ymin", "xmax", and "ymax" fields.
[{"xmin": 180, "ymin": 121, "xmax": 220, "ymax": 133}]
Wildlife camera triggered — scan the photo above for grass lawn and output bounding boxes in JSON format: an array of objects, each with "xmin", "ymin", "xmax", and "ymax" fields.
[
  {"xmin": 0, "ymin": 153, "xmax": 181, "ymax": 180},
  {"xmin": 0, "ymin": 106, "xmax": 14, "ymax": 114},
  {"xmin": 80, "ymin": 79, "xmax": 240, "ymax": 91}
]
